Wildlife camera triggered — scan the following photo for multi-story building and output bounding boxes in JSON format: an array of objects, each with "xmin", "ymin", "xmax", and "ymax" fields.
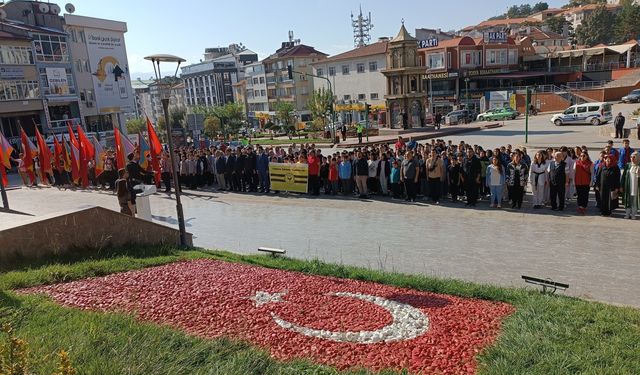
[
  {"xmin": 460, "ymin": 17, "xmax": 542, "ymax": 40},
  {"xmin": 131, "ymin": 78, "xmax": 153, "ymax": 120},
  {"xmin": 520, "ymin": 27, "xmax": 568, "ymax": 47},
  {"xmin": 64, "ymin": 14, "xmax": 135, "ymax": 133},
  {"xmin": 561, "ymin": 3, "xmax": 621, "ymax": 31},
  {"xmin": 181, "ymin": 45, "xmax": 258, "ymax": 108},
  {"xmin": 148, "ymin": 78, "xmax": 185, "ymax": 125},
  {"xmin": 262, "ymin": 35, "xmax": 327, "ymax": 121},
  {"xmin": 0, "ymin": 26, "xmax": 43, "ymax": 148},
  {"xmin": 311, "ymin": 39, "xmax": 387, "ymax": 125},
  {"xmin": 419, "ymin": 34, "xmax": 523, "ymax": 114},
  {"xmin": 244, "ymin": 61, "xmax": 268, "ymax": 127},
  {"xmin": 1, "ymin": 1, "xmax": 82, "ymax": 138}
]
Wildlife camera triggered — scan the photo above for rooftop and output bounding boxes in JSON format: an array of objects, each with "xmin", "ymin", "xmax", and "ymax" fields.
[
  {"xmin": 311, "ymin": 41, "xmax": 388, "ymax": 64},
  {"xmin": 391, "ymin": 24, "xmax": 417, "ymax": 43},
  {"xmin": 461, "ymin": 17, "xmax": 541, "ymax": 32},
  {"xmin": 264, "ymin": 43, "xmax": 328, "ymax": 62}
]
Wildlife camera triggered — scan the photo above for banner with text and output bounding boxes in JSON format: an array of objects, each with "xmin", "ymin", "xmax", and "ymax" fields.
[
  {"xmin": 269, "ymin": 163, "xmax": 308, "ymax": 193},
  {"xmin": 85, "ymin": 28, "xmax": 135, "ymax": 114}
]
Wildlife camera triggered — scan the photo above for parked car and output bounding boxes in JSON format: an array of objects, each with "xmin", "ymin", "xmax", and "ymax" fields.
[
  {"xmin": 476, "ymin": 108, "xmax": 500, "ymax": 121},
  {"xmin": 445, "ymin": 110, "xmax": 473, "ymax": 125},
  {"xmin": 479, "ymin": 107, "xmax": 519, "ymax": 121},
  {"xmin": 550, "ymin": 102, "xmax": 613, "ymax": 126},
  {"xmin": 621, "ymin": 89, "xmax": 640, "ymax": 103}
]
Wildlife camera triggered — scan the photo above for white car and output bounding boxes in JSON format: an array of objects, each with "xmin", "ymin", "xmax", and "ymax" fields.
[{"xmin": 550, "ymin": 102, "xmax": 612, "ymax": 126}]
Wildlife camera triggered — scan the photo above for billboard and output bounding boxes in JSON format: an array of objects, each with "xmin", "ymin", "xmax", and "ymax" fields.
[
  {"xmin": 86, "ymin": 29, "xmax": 135, "ymax": 114},
  {"xmin": 484, "ymin": 32, "xmax": 508, "ymax": 44}
]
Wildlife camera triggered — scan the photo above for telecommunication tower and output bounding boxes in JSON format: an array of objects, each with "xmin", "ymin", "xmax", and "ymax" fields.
[{"xmin": 351, "ymin": 6, "xmax": 373, "ymax": 48}]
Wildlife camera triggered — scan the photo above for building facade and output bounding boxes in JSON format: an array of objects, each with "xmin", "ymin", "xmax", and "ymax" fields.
[
  {"xmin": 262, "ymin": 37, "xmax": 327, "ymax": 122},
  {"xmin": 244, "ymin": 61, "xmax": 268, "ymax": 127},
  {"xmin": 64, "ymin": 14, "xmax": 135, "ymax": 133},
  {"xmin": 181, "ymin": 45, "xmax": 258, "ymax": 108},
  {"xmin": 311, "ymin": 40, "xmax": 387, "ymax": 125}
]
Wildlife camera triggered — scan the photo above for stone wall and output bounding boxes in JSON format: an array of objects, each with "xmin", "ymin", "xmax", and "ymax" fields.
[{"xmin": 0, "ymin": 206, "xmax": 192, "ymax": 262}]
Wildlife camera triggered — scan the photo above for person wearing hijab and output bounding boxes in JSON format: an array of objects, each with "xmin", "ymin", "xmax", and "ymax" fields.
[
  {"xmin": 595, "ymin": 155, "xmax": 621, "ymax": 216},
  {"xmin": 621, "ymin": 151, "xmax": 640, "ymax": 219}
]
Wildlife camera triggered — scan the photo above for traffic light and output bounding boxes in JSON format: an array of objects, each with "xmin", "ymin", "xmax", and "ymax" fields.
[{"xmin": 287, "ymin": 65, "xmax": 293, "ymax": 80}]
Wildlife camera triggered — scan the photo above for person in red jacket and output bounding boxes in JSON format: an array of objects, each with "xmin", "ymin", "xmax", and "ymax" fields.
[
  {"xmin": 307, "ymin": 150, "xmax": 321, "ymax": 196},
  {"xmin": 394, "ymin": 136, "xmax": 406, "ymax": 153},
  {"xmin": 328, "ymin": 157, "xmax": 339, "ymax": 195},
  {"xmin": 574, "ymin": 151, "xmax": 594, "ymax": 214}
]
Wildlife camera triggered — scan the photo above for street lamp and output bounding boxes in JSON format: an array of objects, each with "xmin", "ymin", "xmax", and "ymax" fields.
[
  {"xmin": 464, "ymin": 77, "xmax": 470, "ymax": 109},
  {"xmin": 144, "ymin": 54, "xmax": 188, "ymax": 247}
]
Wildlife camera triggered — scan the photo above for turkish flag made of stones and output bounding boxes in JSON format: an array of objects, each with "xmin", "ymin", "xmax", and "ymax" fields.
[{"xmin": 22, "ymin": 260, "xmax": 514, "ymax": 374}]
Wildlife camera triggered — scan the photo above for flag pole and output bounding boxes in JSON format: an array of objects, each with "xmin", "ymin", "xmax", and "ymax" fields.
[{"xmin": 0, "ymin": 170, "xmax": 8, "ymax": 209}]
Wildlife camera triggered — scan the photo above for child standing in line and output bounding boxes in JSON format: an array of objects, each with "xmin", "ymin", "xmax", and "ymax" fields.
[
  {"xmin": 390, "ymin": 160, "xmax": 401, "ymax": 199},
  {"xmin": 448, "ymin": 155, "xmax": 462, "ymax": 203},
  {"xmin": 328, "ymin": 157, "xmax": 339, "ymax": 195}
]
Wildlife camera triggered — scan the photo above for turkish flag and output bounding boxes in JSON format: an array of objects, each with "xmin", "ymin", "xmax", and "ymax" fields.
[{"xmin": 23, "ymin": 260, "xmax": 513, "ymax": 374}]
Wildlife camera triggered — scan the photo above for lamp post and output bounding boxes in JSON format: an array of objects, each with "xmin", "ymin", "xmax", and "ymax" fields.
[
  {"xmin": 144, "ymin": 54, "xmax": 188, "ymax": 247},
  {"xmin": 464, "ymin": 77, "xmax": 470, "ymax": 109}
]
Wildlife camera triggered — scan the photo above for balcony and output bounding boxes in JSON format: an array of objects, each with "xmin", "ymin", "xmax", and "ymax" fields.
[{"xmin": 49, "ymin": 117, "xmax": 82, "ymax": 130}]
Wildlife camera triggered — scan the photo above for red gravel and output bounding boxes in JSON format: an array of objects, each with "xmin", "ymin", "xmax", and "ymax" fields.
[{"xmin": 21, "ymin": 259, "xmax": 514, "ymax": 374}]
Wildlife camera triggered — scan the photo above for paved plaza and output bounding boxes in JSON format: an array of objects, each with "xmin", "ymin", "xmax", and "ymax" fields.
[{"xmin": 2, "ymin": 105, "xmax": 639, "ymax": 307}]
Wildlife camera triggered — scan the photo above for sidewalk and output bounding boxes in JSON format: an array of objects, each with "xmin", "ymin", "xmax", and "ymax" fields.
[{"xmin": 335, "ymin": 123, "xmax": 502, "ymax": 148}]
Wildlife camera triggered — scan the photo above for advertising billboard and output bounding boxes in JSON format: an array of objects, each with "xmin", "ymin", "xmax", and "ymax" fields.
[
  {"xmin": 45, "ymin": 67, "xmax": 70, "ymax": 95},
  {"xmin": 85, "ymin": 29, "xmax": 135, "ymax": 114}
]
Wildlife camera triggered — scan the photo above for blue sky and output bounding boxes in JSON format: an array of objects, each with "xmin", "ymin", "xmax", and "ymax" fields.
[{"xmin": 67, "ymin": 0, "xmax": 565, "ymax": 78}]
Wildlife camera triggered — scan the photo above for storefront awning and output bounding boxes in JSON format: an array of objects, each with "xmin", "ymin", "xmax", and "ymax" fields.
[{"xmin": 471, "ymin": 71, "xmax": 549, "ymax": 80}]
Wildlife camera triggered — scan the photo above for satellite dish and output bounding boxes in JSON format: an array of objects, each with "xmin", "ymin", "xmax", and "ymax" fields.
[
  {"xmin": 38, "ymin": 3, "xmax": 50, "ymax": 13},
  {"xmin": 50, "ymin": 4, "xmax": 61, "ymax": 14},
  {"xmin": 65, "ymin": 3, "xmax": 75, "ymax": 13},
  {"xmin": 0, "ymin": 9, "xmax": 7, "ymax": 20}
]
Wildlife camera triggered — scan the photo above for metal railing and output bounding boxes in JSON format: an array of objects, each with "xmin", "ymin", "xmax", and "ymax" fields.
[{"xmin": 563, "ymin": 80, "xmax": 611, "ymax": 90}]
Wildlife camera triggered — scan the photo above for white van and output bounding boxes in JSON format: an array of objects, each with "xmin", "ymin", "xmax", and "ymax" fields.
[{"xmin": 550, "ymin": 102, "xmax": 613, "ymax": 126}]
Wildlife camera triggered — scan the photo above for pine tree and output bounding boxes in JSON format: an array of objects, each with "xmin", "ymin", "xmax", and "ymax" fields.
[
  {"xmin": 575, "ymin": 5, "xmax": 617, "ymax": 46},
  {"xmin": 615, "ymin": 0, "xmax": 640, "ymax": 43}
]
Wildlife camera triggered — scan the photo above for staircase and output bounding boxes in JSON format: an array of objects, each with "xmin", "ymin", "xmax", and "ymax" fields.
[{"xmin": 603, "ymin": 69, "xmax": 640, "ymax": 89}]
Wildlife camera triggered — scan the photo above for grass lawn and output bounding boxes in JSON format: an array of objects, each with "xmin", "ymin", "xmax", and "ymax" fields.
[{"xmin": 1, "ymin": 246, "xmax": 639, "ymax": 374}]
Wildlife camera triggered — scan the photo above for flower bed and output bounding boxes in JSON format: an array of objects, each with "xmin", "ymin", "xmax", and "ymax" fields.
[{"xmin": 23, "ymin": 259, "xmax": 514, "ymax": 374}]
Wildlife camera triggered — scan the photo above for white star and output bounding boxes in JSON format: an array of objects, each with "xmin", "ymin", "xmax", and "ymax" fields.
[{"xmin": 249, "ymin": 291, "xmax": 287, "ymax": 307}]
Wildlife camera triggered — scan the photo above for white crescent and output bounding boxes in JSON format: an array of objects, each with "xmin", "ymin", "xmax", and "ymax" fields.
[{"xmin": 270, "ymin": 292, "xmax": 429, "ymax": 344}]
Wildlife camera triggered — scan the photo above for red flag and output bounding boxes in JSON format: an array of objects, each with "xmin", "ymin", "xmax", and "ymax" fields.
[
  {"xmin": 20, "ymin": 128, "xmax": 36, "ymax": 184},
  {"xmin": 65, "ymin": 138, "xmax": 79, "ymax": 183},
  {"xmin": 114, "ymin": 127, "xmax": 125, "ymax": 170},
  {"xmin": 76, "ymin": 125, "xmax": 95, "ymax": 160},
  {"xmin": 93, "ymin": 136, "xmax": 105, "ymax": 177},
  {"xmin": 67, "ymin": 121, "xmax": 79, "ymax": 149},
  {"xmin": 35, "ymin": 128, "xmax": 52, "ymax": 176},
  {"xmin": 0, "ymin": 131, "xmax": 14, "ymax": 169},
  {"xmin": 53, "ymin": 136, "xmax": 63, "ymax": 174},
  {"xmin": 146, "ymin": 117, "xmax": 162, "ymax": 185},
  {"xmin": 0, "ymin": 164, "xmax": 7, "ymax": 188}
]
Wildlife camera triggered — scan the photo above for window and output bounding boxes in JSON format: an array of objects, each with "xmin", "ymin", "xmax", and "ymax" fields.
[
  {"xmin": 261, "ymin": 89, "xmax": 266, "ymax": 96},
  {"xmin": 254, "ymin": 89, "xmax": 260, "ymax": 97},
  {"xmin": 358, "ymin": 94, "xmax": 366, "ymax": 100},
  {"xmin": 357, "ymin": 63, "xmax": 365, "ymax": 73},
  {"xmin": 0, "ymin": 46, "xmax": 34, "ymax": 65},
  {"xmin": 508, "ymin": 50, "xmax": 518, "ymax": 65},
  {"xmin": 329, "ymin": 67, "xmax": 336, "ymax": 76},
  {"xmin": 0, "ymin": 80, "xmax": 40, "ymax": 101},
  {"xmin": 342, "ymin": 65, "xmax": 349, "ymax": 75},
  {"xmin": 427, "ymin": 53, "xmax": 445, "ymax": 69},
  {"xmin": 286, "ymin": 87, "xmax": 296, "ymax": 96},
  {"xmin": 343, "ymin": 94, "xmax": 351, "ymax": 100},
  {"xmin": 588, "ymin": 106, "xmax": 600, "ymax": 112},
  {"xmin": 79, "ymin": 31, "xmax": 86, "ymax": 43},
  {"xmin": 447, "ymin": 52, "xmax": 452, "ymax": 68},
  {"xmin": 370, "ymin": 93, "xmax": 379, "ymax": 100},
  {"xmin": 369, "ymin": 61, "xmax": 378, "ymax": 71},
  {"xmin": 33, "ymin": 34, "xmax": 69, "ymax": 63},
  {"xmin": 577, "ymin": 106, "xmax": 587, "ymax": 113},
  {"xmin": 259, "ymin": 77, "xmax": 264, "ymax": 84},
  {"xmin": 317, "ymin": 68, "xmax": 324, "ymax": 76},
  {"xmin": 253, "ymin": 78, "xmax": 258, "ymax": 85},
  {"xmin": 461, "ymin": 51, "xmax": 482, "ymax": 67},
  {"xmin": 486, "ymin": 49, "xmax": 508, "ymax": 65}
]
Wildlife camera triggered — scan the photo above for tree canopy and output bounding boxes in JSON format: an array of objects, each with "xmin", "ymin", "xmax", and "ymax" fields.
[
  {"xmin": 307, "ymin": 88, "xmax": 333, "ymax": 131},
  {"xmin": 191, "ymin": 103, "xmax": 244, "ymax": 140},
  {"xmin": 575, "ymin": 4, "xmax": 617, "ymax": 46},
  {"xmin": 614, "ymin": 0, "xmax": 640, "ymax": 43},
  {"xmin": 125, "ymin": 118, "xmax": 146, "ymax": 135},
  {"xmin": 544, "ymin": 15, "xmax": 568, "ymax": 35},
  {"xmin": 489, "ymin": 2, "xmax": 548, "ymax": 20}
]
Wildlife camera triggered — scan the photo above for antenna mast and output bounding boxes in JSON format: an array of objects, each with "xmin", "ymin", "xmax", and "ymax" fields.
[{"xmin": 351, "ymin": 5, "xmax": 373, "ymax": 48}]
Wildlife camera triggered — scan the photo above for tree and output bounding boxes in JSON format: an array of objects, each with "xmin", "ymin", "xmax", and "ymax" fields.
[
  {"xmin": 125, "ymin": 118, "xmax": 145, "ymax": 135},
  {"xmin": 545, "ymin": 15, "xmax": 568, "ymax": 35},
  {"xmin": 192, "ymin": 103, "xmax": 244, "ymax": 141},
  {"xmin": 275, "ymin": 101, "xmax": 296, "ymax": 139},
  {"xmin": 203, "ymin": 116, "xmax": 221, "ymax": 139},
  {"xmin": 532, "ymin": 2, "xmax": 549, "ymax": 13},
  {"xmin": 170, "ymin": 107, "xmax": 187, "ymax": 129},
  {"xmin": 307, "ymin": 88, "xmax": 333, "ymax": 132},
  {"xmin": 564, "ymin": 0, "xmax": 606, "ymax": 8},
  {"xmin": 615, "ymin": 0, "xmax": 640, "ymax": 43},
  {"xmin": 575, "ymin": 5, "xmax": 617, "ymax": 46}
]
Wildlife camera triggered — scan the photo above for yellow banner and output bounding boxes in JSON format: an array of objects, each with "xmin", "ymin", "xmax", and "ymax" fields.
[{"xmin": 269, "ymin": 163, "xmax": 308, "ymax": 193}]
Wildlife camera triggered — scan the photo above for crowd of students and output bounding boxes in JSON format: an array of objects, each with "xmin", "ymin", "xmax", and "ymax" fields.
[{"xmin": 10, "ymin": 136, "xmax": 639, "ymax": 219}]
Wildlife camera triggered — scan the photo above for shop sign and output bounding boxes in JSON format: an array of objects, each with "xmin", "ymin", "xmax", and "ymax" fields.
[
  {"xmin": 417, "ymin": 39, "xmax": 439, "ymax": 48},
  {"xmin": 423, "ymin": 72, "xmax": 459, "ymax": 80},
  {"xmin": 484, "ymin": 32, "xmax": 508, "ymax": 44},
  {"xmin": 0, "ymin": 67, "xmax": 24, "ymax": 80},
  {"xmin": 463, "ymin": 68, "xmax": 510, "ymax": 77}
]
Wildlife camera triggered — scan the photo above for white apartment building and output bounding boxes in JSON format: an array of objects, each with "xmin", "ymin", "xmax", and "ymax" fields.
[
  {"xmin": 64, "ymin": 14, "xmax": 135, "ymax": 133},
  {"xmin": 311, "ymin": 40, "xmax": 388, "ymax": 124},
  {"xmin": 244, "ymin": 62, "xmax": 268, "ymax": 126}
]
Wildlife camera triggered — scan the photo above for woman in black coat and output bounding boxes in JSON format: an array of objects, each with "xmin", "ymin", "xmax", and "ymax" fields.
[{"xmin": 595, "ymin": 155, "xmax": 621, "ymax": 216}]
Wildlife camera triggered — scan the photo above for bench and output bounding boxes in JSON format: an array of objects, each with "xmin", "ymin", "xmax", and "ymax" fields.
[
  {"xmin": 522, "ymin": 275, "xmax": 569, "ymax": 294},
  {"xmin": 258, "ymin": 247, "xmax": 286, "ymax": 257}
]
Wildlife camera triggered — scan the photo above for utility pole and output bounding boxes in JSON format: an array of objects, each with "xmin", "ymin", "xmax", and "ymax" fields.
[{"xmin": 365, "ymin": 102, "xmax": 370, "ymax": 142}]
